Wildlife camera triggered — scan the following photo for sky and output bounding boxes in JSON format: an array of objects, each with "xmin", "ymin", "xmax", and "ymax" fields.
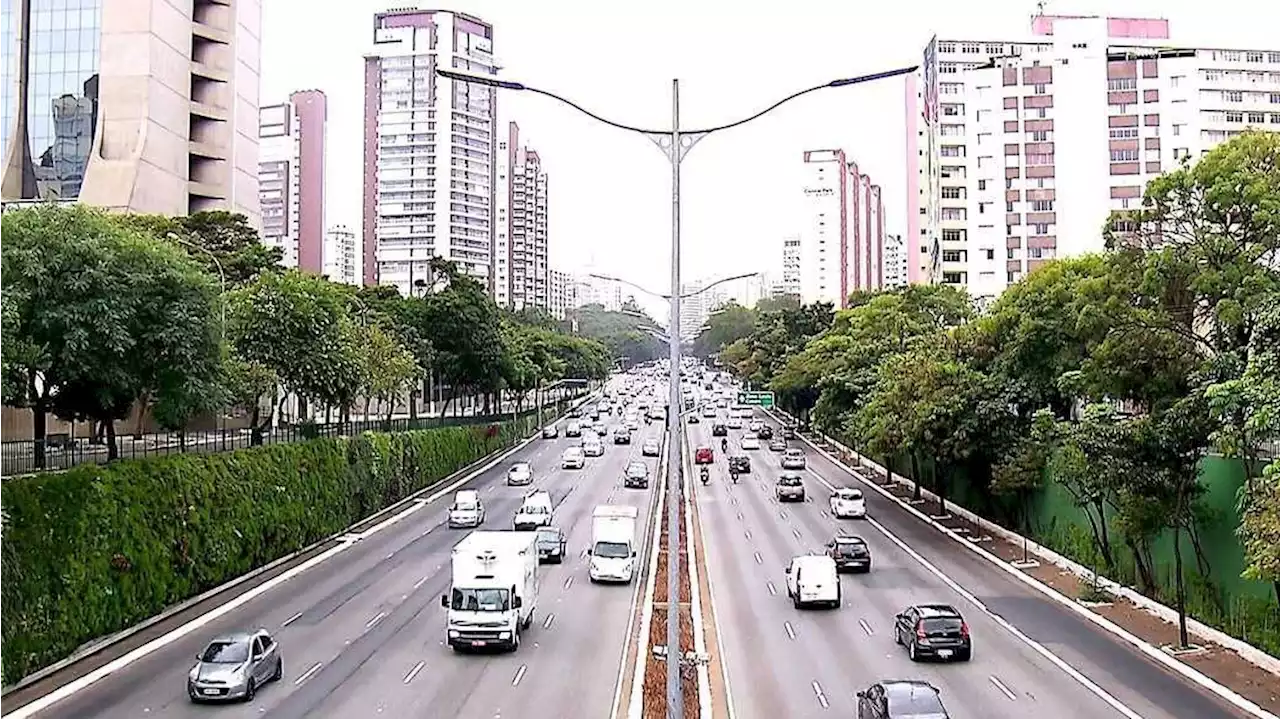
[{"xmin": 260, "ymin": 0, "xmax": 1279, "ymax": 318}]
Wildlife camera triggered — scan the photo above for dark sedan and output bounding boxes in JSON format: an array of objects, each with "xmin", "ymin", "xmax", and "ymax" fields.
[
  {"xmin": 826, "ymin": 535, "xmax": 872, "ymax": 573},
  {"xmin": 536, "ymin": 527, "xmax": 567, "ymax": 564},
  {"xmin": 893, "ymin": 604, "xmax": 972, "ymax": 662}
]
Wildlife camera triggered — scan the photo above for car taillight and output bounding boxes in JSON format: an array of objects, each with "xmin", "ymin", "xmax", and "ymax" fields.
[
  {"xmin": 916, "ymin": 621, "xmax": 928, "ymax": 640},
  {"xmin": 960, "ymin": 621, "xmax": 970, "ymax": 638}
]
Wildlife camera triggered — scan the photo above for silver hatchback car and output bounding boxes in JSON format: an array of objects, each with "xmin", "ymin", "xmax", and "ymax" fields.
[{"xmin": 188, "ymin": 629, "xmax": 282, "ymax": 702}]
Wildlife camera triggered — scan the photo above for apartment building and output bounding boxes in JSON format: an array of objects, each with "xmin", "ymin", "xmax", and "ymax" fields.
[
  {"xmin": 882, "ymin": 233, "xmax": 908, "ymax": 288},
  {"xmin": 494, "ymin": 122, "xmax": 549, "ymax": 310},
  {"xmin": 909, "ymin": 14, "xmax": 1280, "ymax": 304},
  {"xmin": 799, "ymin": 149, "xmax": 887, "ymax": 308},
  {"xmin": 363, "ymin": 9, "xmax": 497, "ymax": 295},
  {"xmin": 2, "ymin": 0, "xmax": 261, "ymax": 222},
  {"xmin": 258, "ymin": 90, "xmax": 326, "ymax": 272},
  {"xmin": 679, "ymin": 278, "xmax": 728, "ymax": 340},
  {"xmin": 325, "ymin": 224, "xmax": 359, "ymax": 286},
  {"xmin": 777, "ymin": 235, "xmax": 802, "ymax": 297},
  {"xmin": 548, "ymin": 268, "xmax": 573, "ymax": 319}
]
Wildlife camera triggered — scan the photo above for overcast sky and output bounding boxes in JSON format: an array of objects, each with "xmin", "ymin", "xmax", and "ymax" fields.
[{"xmin": 261, "ymin": 0, "xmax": 1278, "ymax": 317}]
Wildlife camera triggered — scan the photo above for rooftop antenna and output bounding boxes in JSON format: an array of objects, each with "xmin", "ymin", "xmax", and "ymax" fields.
[{"xmin": 1035, "ymin": 0, "xmax": 1049, "ymax": 17}]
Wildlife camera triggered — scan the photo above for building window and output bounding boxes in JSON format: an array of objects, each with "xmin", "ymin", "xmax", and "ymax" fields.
[
  {"xmin": 977, "ymin": 179, "xmax": 987, "ymax": 191},
  {"xmin": 1032, "ymin": 223, "xmax": 1050, "ymax": 235},
  {"xmin": 942, "ymin": 272, "xmax": 965, "ymax": 284},
  {"xmin": 1031, "ymin": 200, "xmax": 1054, "ymax": 211},
  {"xmin": 1110, "ymin": 149, "xmax": 1139, "ymax": 162},
  {"xmin": 942, "ymin": 187, "xmax": 964, "ymax": 199},
  {"xmin": 942, "ymin": 250, "xmax": 964, "ymax": 263},
  {"xmin": 1246, "ymin": 52, "xmax": 1264, "ymax": 63},
  {"xmin": 1226, "ymin": 111, "xmax": 1244, "ymax": 123},
  {"xmin": 939, "ymin": 42, "xmax": 956, "ymax": 53},
  {"xmin": 984, "ymin": 248, "xmax": 995, "ymax": 260},
  {"xmin": 1248, "ymin": 112, "xmax": 1266, "ymax": 124},
  {"xmin": 962, "ymin": 43, "xmax": 981, "ymax": 54},
  {"xmin": 942, "ymin": 229, "xmax": 964, "ymax": 242},
  {"xmin": 1108, "ymin": 78, "xmax": 1137, "ymax": 90},
  {"xmin": 1031, "ymin": 130, "xmax": 1049, "ymax": 141},
  {"xmin": 1224, "ymin": 90, "xmax": 1244, "ymax": 102}
]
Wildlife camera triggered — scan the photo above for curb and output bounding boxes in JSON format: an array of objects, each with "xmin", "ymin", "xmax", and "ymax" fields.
[
  {"xmin": 624, "ymin": 440, "xmax": 669, "ymax": 719},
  {"xmin": 768, "ymin": 409, "xmax": 1280, "ymax": 719},
  {"xmin": 680, "ymin": 431, "xmax": 712, "ymax": 717},
  {"xmin": 3, "ymin": 394, "xmax": 594, "ymax": 704}
]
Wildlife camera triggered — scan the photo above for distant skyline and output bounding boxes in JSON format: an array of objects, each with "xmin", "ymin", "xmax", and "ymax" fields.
[{"xmin": 260, "ymin": 0, "xmax": 1279, "ymax": 318}]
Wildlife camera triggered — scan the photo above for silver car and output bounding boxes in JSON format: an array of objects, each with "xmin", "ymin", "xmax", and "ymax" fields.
[
  {"xmin": 781, "ymin": 448, "xmax": 806, "ymax": 470},
  {"xmin": 507, "ymin": 462, "xmax": 534, "ymax": 486},
  {"xmin": 188, "ymin": 630, "xmax": 282, "ymax": 702},
  {"xmin": 775, "ymin": 472, "xmax": 806, "ymax": 502}
]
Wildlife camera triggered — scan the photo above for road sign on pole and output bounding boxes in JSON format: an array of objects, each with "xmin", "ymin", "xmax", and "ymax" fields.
[{"xmin": 737, "ymin": 391, "xmax": 775, "ymax": 408}]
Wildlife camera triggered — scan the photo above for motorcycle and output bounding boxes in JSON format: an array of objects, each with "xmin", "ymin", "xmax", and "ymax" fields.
[
  {"xmin": 729, "ymin": 469, "xmax": 739, "ymax": 484},
  {"xmin": 720, "ymin": 438, "xmax": 728, "ymax": 453},
  {"xmin": 700, "ymin": 467, "xmax": 710, "ymax": 485}
]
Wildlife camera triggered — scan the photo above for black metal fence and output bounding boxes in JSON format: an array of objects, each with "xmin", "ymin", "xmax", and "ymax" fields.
[{"xmin": 2, "ymin": 393, "xmax": 590, "ymax": 478}]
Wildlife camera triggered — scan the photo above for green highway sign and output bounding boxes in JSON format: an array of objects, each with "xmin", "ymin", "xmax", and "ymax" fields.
[{"xmin": 737, "ymin": 391, "xmax": 775, "ymax": 408}]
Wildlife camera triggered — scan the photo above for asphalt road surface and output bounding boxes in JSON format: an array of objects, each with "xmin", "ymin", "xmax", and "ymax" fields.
[
  {"xmin": 31, "ymin": 407, "xmax": 659, "ymax": 719},
  {"xmin": 689, "ymin": 413, "xmax": 1252, "ymax": 719}
]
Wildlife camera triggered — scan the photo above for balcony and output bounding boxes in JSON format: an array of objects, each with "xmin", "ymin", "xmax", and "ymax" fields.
[
  {"xmin": 189, "ymin": 140, "xmax": 227, "ymax": 160},
  {"xmin": 190, "ymin": 101, "xmax": 228, "ymax": 121},
  {"xmin": 189, "ymin": 180, "xmax": 227, "ymax": 200},
  {"xmin": 192, "ymin": 23, "xmax": 231, "ymax": 44},
  {"xmin": 190, "ymin": 60, "xmax": 231, "ymax": 83}
]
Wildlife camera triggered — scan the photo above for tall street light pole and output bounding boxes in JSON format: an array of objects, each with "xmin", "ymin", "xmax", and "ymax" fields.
[{"xmin": 439, "ymin": 64, "xmax": 917, "ymax": 718}]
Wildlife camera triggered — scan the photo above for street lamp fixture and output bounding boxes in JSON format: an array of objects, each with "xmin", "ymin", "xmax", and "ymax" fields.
[
  {"xmin": 442, "ymin": 63, "xmax": 917, "ymax": 718},
  {"xmin": 588, "ymin": 271, "xmax": 760, "ymax": 301}
]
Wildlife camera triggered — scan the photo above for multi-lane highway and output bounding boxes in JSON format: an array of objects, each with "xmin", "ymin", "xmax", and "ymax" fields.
[
  {"xmin": 690, "ymin": 412, "xmax": 1253, "ymax": 719},
  {"xmin": 25, "ymin": 398, "xmax": 659, "ymax": 719}
]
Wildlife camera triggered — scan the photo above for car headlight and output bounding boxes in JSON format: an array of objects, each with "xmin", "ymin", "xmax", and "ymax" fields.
[
  {"xmin": 498, "ymin": 631, "xmax": 511, "ymax": 640},
  {"xmin": 189, "ymin": 666, "xmax": 200, "ymax": 681},
  {"xmin": 449, "ymin": 630, "xmax": 460, "ymax": 638}
]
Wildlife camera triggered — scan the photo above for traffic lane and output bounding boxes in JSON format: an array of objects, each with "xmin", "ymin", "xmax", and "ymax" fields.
[
  {"xmin": 691, "ymin": 423, "xmax": 876, "ymax": 718},
  {"xmin": 745, "ymin": 443, "xmax": 1125, "ymax": 719},
  {"xmin": 788, "ymin": 422, "xmax": 1251, "ymax": 719},
  {"xmin": 30, "ymin": 430, "xmax": 567, "ymax": 719},
  {"xmin": 695, "ymin": 455, "xmax": 858, "ymax": 716},
  {"xmin": 259, "ymin": 428, "xmax": 658, "ymax": 719}
]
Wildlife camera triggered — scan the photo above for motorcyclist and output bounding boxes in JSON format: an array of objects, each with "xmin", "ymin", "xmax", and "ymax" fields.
[
  {"xmin": 729, "ymin": 466, "xmax": 739, "ymax": 484},
  {"xmin": 720, "ymin": 437, "xmax": 728, "ymax": 453},
  {"xmin": 699, "ymin": 465, "xmax": 710, "ymax": 484}
]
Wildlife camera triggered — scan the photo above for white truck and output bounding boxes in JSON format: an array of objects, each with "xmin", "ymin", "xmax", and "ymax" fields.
[
  {"xmin": 441, "ymin": 531, "xmax": 539, "ymax": 652},
  {"xmin": 588, "ymin": 505, "xmax": 640, "ymax": 584}
]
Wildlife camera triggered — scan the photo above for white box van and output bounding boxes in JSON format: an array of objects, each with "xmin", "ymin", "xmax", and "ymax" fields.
[
  {"xmin": 589, "ymin": 506, "xmax": 639, "ymax": 583},
  {"xmin": 448, "ymin": 489, "xmax": 486, "ymax": 528},
  {"xmin": 442, "ymin": 531, "xmax": 539, "ymax": 651},
  {"xmin": 513, "ymin": 491, "xmax": 553, "ymax": 530},
  {"xmin": 784, "ymin": 555, "xmax": 841, "ymax": 609}
]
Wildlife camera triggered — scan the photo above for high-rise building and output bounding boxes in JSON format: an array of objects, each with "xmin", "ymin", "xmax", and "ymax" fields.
[
  {"xmin": 799, "ymin": 149, "xmax": 886, "ymax": 308},
  {"xmin": 363, "ymin": 9, "xmax": 496, "ymax": 296},
  {"xmin": 258, "ymin": 90, "xmax": 326, "ymax": 272},
  {"xmin": 325, "ymin": 224, "xmax": 359, "ymax": 286},
  {"xmin": 907, "ymin": 14, "xmax": 1279, "ymax": 304},
  {"xmin": 679, "ymin": 278, "xmax": 728, "ymax": 340},
  {"xmin": 778, "ymin": 235, "xmax": 802, "ymax": 298},
  {"xmin": 882, "ymin": 233, "xmax": 908, "ymax": 288},
  {"xmin": 548, "ymin": 268, "xmax": 572, "ymax": 319},
  {"xmin": 2, "ymin": 0, "xmax": 262, "ymax": 222},
  {"xmin": 494, "ymin": 122, "xmax": 549, "ymax": 310}
]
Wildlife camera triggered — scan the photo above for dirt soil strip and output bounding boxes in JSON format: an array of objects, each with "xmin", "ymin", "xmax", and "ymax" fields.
[
  {"xmin": 610, "ymin": 451, "xmax": 666, "ymax": 719},
  {"xmin": 690, "ymin": 478, "xmax": 733, "ymax": 719},
  {"xmin": 642, "ymin": 495, "xmax": 700, "ymax": 718},
  {"xmin": 854, "ymin": 453, "xmax": 1280, "ymax": 715}
]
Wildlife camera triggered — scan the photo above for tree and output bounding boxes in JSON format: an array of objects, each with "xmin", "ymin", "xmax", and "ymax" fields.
[
  {"xmin": 692, "ymin": 302, "xmax": 755, "ymax": 359},
  {"xmin": 565, "ymin": 304, "xmax": 665, "ymax": 366},
  {"xmin": 227, "ymin": 270, "xmax": 362, "ymax": 431},
  {"xmin": 357, "ymin": 322, "xmax": 421, "ymax": 423},
  {"xmin": 120, "ymin": 211, "xmax": 283, "ymax": 286},
  {"xmin": 2, "ymin": 205, "xmax": 224, "ymax": 463},
  {"xmin": 418, "ymin": 259, "xmax": 505, "ymax": 412}
]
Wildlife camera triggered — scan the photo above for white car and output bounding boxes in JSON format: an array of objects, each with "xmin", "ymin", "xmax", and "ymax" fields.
[
  {"xmin": 542, "ymin": 424, "xmax": 559, "ymax": 439},
  {"xmin": 748, "ymin": 420, "xmax": 764, "ymax": 433},
  {"xmin": 582, "ymin": 437, "xmax": 605, "ymax": 457},
  {"xmin": 741, "ymin": 434, "xmax": 760, "ymax": 450},
  {"xmin": 507, "ymin": 462, "xmax": 533, "ymax": 486},
  {"xmin": 784, "ymin": 555, "xmax": 841, "ymax": 609},
  {"xmin": 727, "ymin": 416, "xmax": 743, "ymax": 429},
  {"xmin": 642, "ymin": 438, "xmax": 661, "ymax": 457},
  {"xmin": 830, "ymin": 488, "xmax": 867, "ymax": 518},
  {"xmin": 561, "ymin": 447, "xmax": 585, "ymax": 469},
  {"xmin": 514, "ymin": 491, "xmax": 553, "ymax": 530},
  {"xmin": 448, "ymin": 490, "xmax": 485, "ymax": 528}
]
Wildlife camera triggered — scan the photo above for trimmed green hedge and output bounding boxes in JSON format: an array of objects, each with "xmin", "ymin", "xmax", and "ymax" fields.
[{"xmin": 0, "ymin": 417, "xmax": 535, "ymax": 685}]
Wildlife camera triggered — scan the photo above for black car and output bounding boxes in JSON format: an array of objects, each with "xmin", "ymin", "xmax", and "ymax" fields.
[
  {"xmin": 536, "ymin": 527, "xmax": 567, "ymax": 564},
  {"xmin": 893, "ymin": 604, "xmax": 972, "ymax": 662},
  {"xmin": 783, "ymin": 427, "xmax": 797, "ymax": 440},
  {"xmin": 826, "ymin": 535, "xmax": 872, "ymax": 573},
  {"xmin": 728, "ymin": 455, "xmax": 751, "ymax": 474},
  {"xmin": 624, "ymin": 461, "xmax": 650, "ymax": 489},
  {"xmin": 687, "ymin": 414, "xmax": 700, "ymax": 424},
  {"xmin": 758, "ymin": 425, "xmax": 773, "ymax": 440},
  {"xmin": 711, "ymin": 423, "xmax": 728, "ymax": 437},
  {"xmin": 857, "ymin": 680, "xmax": 950, "ymax": 718}
]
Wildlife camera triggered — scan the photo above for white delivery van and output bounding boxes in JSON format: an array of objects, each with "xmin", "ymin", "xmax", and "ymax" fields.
[
  {"xmin": 513, "ymin": 491, "xmax": 553, "ymax": 530},
  {"xmin": 784, "ymin": 555, "xmax": 841, "ymax": 609},
  {"xmin": 442, "ymin": 531, "xmax": 539, "ymax": 652},
  {"xmin": 588, "ymin": 505, "xmax": 640, "ymax": 583},
  {"xmin": 448, "ymin": 489, "xmax": 485, "ymax": 528}
]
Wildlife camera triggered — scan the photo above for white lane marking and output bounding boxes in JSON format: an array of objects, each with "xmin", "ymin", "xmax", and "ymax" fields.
[
  {"xmin": 386, "ymin": 551, "xmax": 395, "ymax": 559},
  {"xmin": 294, "ymin": 662, "xmax": 323, "ymax": 686},
  {"xmin": 543, "ymin": 613, "xmax": 555, "ymax": 630},
  {"xmin": 413, "ymin": 576, "xmax": 428, "ymax": 590},
  {"xmin": 281, "ymin": 611, "xmax": 303, "ymax": 628},
  {"xmin": 403, "ymin": 661, "xmax": 425, "ymax": 684},
  {"xmin": 858, "ymin": 618, "xmax": 874, "ymax": 636},
  {"xmin": 766, "ymin": 581, "xmax": 777, "ymax": 596},
  {"xmin": 512, "ymin": 664, "xmax": 528, "ymax": 687},
  {"xmin": 784, "ymin": 621, "xmax": 796, "ymax": 640},
  {"xmin": 366, "ymin": 611, "xmax": 386, "ymax": 629},
  {"xmin": 812, "ymin": 680, "xmax": 829, "ymax": 709},
  {"xmin": 990, "ymin": 675, "xmax": 1018, "ymax": 701},
  {"xmin": 753, "ymin": 551, "xmax": 763, "ymax": 565},
  {"xmin": 735, "ymin": 511, "xmax": 743, "ymax": 520},
  {"xmin": 790, "ymin": 527, "xmax": 802, "ymax": 540},
  {"xmin": 800, "ymin": 458, "xmax": 1147, "ymax": 719},
  {"xmin": 564, "ymin": 576, "xmax": 574, "ymax": 590},
  {"xmin": 743, "ymin": 529, "xmax": 751, "ymax": 540},
  {"xmin": 778, "ymin": 510, "xmax": 787, "ymax": 519}
]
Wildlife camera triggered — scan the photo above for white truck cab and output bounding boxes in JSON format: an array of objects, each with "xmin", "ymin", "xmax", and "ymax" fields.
[
  {"xmin": 784, "ymin": 555, "xmax": 841, "ymax": 609},
  {"xmin": 588, "ymin": 505, "xmax": 639, "ymax": 583},
  {"xmin": 448, "ymin": 489, "xmax": 485, "ymax": 528},
  {"xmin": 442, "ymin": 531, "xmax": 539, "ymax": 652},
  {"xmin": 513, "ymin": 491, "xmax": 553, "ymax": 530}
]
